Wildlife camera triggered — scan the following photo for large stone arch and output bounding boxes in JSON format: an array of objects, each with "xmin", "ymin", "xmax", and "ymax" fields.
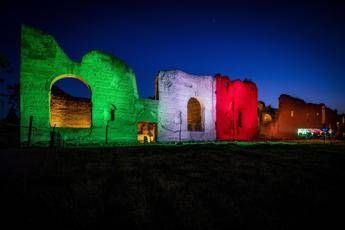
[
  {"xmin": 49, "ymin": 74, "xmax": 92, "ymax": 128},
  {"xmin": 20, "ymin": 25, "xmax": 158, "ymax": 145}
]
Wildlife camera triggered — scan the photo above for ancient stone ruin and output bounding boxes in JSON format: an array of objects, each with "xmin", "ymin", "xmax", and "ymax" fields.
[
  {"xmin": 21, "ymin": 25, "xmax": 157, "ymax": 145},
  {"xmin": 156, "ymin": 71, "xmax": 258, "ymax": 142},
  {"xmin": 215, "ymin": 74, "xmax": 258, "ymax": 140},
  {"xmin": 258, "ymin": 94, "xmax": 345, "ymax": 139},
  {"xmin": 20, "ymin": 26, "xmax": 258, "ymax": 145},
  {"xmin": 156, "ymin": 70, "xmax": 216, "ymax": 141}
]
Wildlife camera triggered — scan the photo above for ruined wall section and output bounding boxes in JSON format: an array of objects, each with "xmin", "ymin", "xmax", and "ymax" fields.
[
  {"xmin": 215, "ymin": 75, "xmax": 258, "ymax": 140},
  {"xmin": 156, "ymin": 70, "xmax": 216, "ymax": 141},
  {"xmin": 277, "ymin": 94, "xmax": 338, "ymax": 138},
  {"xmin": 257, "ymin": 102, "xmax": 279, "ymax": 138},
  {"xmin": 135, "ymin": 99, "xmax": 158, "ymax": 123},
  {"xmin": 79, "ymin": 51, "xmax": 140, "ymax": 143},
  {"xmin": 20, "ymin": 25, "xmax": 148, "ymax": 145},
  {"xmin": 20, "ymin": 25, "xmax": 68, "ymax": 144}
]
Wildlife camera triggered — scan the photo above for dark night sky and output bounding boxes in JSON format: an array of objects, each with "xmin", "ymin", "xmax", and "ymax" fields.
[{"xmin": 1, "ymin": 0, "xmax": 345, "ymax": 117}]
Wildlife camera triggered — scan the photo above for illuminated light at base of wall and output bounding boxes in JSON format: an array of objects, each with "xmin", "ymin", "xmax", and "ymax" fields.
[
  {"xmin": 137, "ymin": 122, "xmax": 157, "ymax": 143},
  {"xmin": 297, "ymin": 128, "xmax": 332, "ymax": 138}
]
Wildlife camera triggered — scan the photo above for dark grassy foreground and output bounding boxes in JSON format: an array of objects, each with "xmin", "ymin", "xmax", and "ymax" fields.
[{"xmin": 1, "ymin": 143, "xmax": 345, "ymax": 229}]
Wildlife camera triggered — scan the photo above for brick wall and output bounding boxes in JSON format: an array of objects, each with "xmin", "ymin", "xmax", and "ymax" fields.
[
  {"xmin": 156, "ymin": 70, "xmax": 216, "ymax": 141},
  {"xmin": 20, "ymin": 25, "xmax": 157, "ymax": 145},
  {"xmin": 215, "ymin": 75, "xmax": 258, "ymax": 140}
]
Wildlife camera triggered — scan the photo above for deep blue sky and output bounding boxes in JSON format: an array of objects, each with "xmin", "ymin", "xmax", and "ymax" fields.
[{"xmin": 1, "ymin": 0, "xmax": 345, "ymax": 117}]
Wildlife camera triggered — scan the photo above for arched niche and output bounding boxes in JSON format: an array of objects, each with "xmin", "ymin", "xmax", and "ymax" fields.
[{"xmin": 187, "ymin": 97, "xmax": 204, "ymax": 131}]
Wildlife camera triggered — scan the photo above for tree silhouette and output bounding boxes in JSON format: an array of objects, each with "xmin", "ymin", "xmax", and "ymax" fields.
[
  {"xmin": 7, "ymin": 83, "xmax": 19, "ymax": 111},
  {"xmin": 0, "ymin": 54, "xmax": 9, "ymax": 105}
]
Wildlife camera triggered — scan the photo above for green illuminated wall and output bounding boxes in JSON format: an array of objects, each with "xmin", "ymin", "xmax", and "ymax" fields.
[{"xmin": 20, "ymin": 25, "xmax": 157, "ymax": 145}]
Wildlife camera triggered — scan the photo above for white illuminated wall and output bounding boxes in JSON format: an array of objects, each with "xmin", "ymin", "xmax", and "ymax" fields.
[{"xmin": 156, "ymin": 70, "xmax": 216, "ymax": 141}]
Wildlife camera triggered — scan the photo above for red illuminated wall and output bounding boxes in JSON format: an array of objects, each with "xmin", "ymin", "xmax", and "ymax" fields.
[{"xmin": 215, "ymin": 75, "xmax": 258, "ymax": 140}]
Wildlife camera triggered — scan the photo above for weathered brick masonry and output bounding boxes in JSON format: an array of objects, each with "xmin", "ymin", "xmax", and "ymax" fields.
[
  {"xmin": 20, "ymin": 26, "xmax": 258, "ymax": 145},
  {"xmin": 259, "ymin": 94, "xmax": 343, "ymax": 138},
  {"xmin": 20, "ymin": 25, "xmax": 157, "ymax": 145}
]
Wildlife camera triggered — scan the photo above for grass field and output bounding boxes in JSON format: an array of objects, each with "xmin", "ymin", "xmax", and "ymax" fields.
[{"xmin": 1, "ymin": 143, "xmax": 345, "ymax": 229}]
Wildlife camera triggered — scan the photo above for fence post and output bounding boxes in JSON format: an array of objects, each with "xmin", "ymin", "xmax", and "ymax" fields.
[
  {"xmin": 50, "ymin": 125, "xmax": 56, "ymax": 147},
  {"xmin": 105, "ymin": 121, "xmax": 109, "ymax": 145},
  {"xmin": 27, "ymin": 116, "xmax": 33, "ymax": 147},
  {"xmin": 179, "ymin": 111, "xmax": 182, "ymax": 142}
]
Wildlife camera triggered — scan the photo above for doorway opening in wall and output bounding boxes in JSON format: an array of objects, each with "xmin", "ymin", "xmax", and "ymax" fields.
[
  {"xmin": 50, "ymin": 76, "xmax": 91, "ymax": 128},
  {"xmin": 137, "ymin": 122, "xmax": 157, "ymax": 143},
  {"xmin": 187, "ymin": 97, "xmax": 204, "ymax": 131}
]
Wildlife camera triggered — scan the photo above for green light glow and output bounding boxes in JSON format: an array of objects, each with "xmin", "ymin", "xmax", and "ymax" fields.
[{"xmin": 20, "ymin": 25, "xmax": 157, "ymax": 145}]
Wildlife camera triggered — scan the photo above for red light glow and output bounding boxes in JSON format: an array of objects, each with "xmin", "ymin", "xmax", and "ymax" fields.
[{"xmin": 215, "ymin": 75, "xmax": 258, "ymax": 140}]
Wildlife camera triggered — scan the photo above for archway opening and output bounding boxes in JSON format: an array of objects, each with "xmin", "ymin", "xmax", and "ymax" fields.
[
  {"xmin": 50, "ymin": 77, "xmax": 91, "ymax": 128},
  {"xmin": 187, "ymin": 97, "xmax": 203, "ymax": 131}
]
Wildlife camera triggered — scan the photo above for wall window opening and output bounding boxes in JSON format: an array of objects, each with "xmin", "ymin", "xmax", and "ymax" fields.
[{"xmin": 187, "ymin": 97, "xmax": 204, "ymax": 131}]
